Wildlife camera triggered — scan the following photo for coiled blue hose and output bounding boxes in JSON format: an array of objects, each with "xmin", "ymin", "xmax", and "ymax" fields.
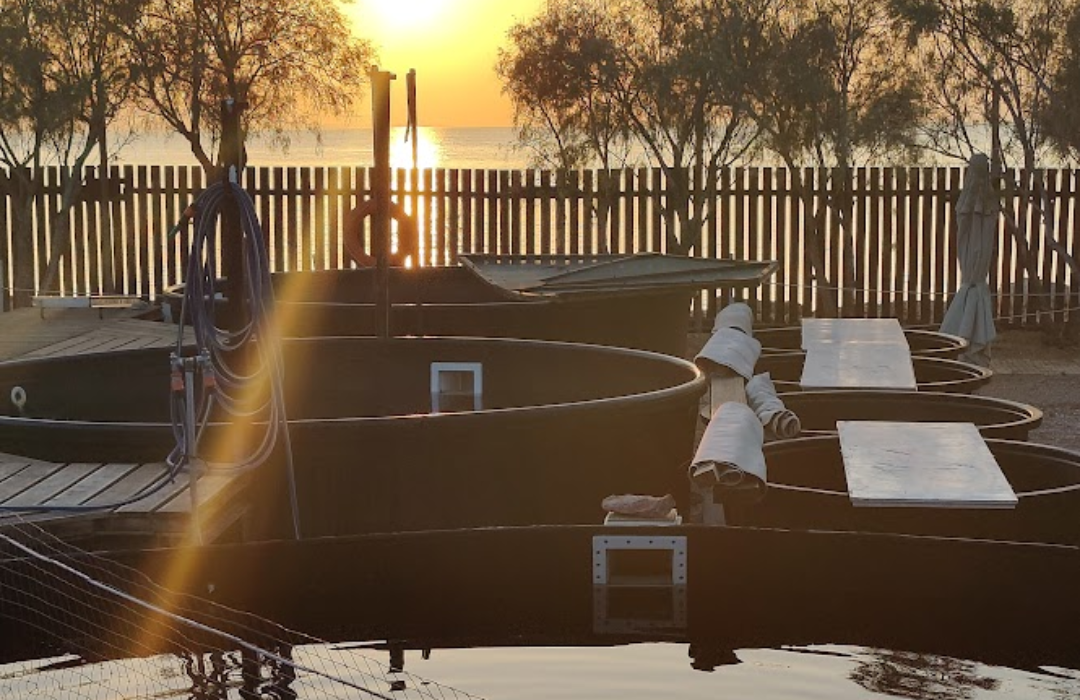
[{"xmin": 3, "ymin": 181, "xmax": 303, "ymax": 540}]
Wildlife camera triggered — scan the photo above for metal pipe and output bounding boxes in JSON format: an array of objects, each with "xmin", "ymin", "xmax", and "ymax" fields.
[
  {"xmin": 184, "ymin": 357, "xmax": 203, "ymax": 544},
  {"xmin": 218, "ymin": 99, "xmax": 247, "ymax": 333},
  {"xmin": 407, "ymin": 69, "xmax": 418, "ymax": 170},
  {"xmin": 370, "ymin": 67, "xmax": 396, "ymax": 339}
]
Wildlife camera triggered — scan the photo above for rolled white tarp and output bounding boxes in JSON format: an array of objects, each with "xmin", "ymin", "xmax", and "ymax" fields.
[
  {"xmin": 746, "ymin": 373, "xmax": 802, "ymax": 440},
  {"xmin": 688, "ymin": 402, "xmax": 767, "ymax": 499},
  {"xmin": 713, "ymin": 302, "xmax": 754, "ymax": 336},
  {"xmin": 694, "ymin": 327, "xmax": 762, "ymax": 380}
]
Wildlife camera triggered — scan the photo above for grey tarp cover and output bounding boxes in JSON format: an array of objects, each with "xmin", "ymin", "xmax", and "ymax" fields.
[{"xmin": 940, "ymin": 153, "xmax": 998, "ymax": 366}]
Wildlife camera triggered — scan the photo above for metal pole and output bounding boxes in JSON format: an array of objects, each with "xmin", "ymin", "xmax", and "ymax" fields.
[
  {"xmin": 370, "ymin": 67, "xmax": 396, "ymax": 339},
  {"xmin": 407, "ymin": 69, "xmax": 418, "ymax": 170},
  {"xmin": 184, "ymin": 357, "xmax": 203, "ymax": 544},
  {"xmin": 219, "ymin": 99, "xmax": 247, "ymax": 333}
]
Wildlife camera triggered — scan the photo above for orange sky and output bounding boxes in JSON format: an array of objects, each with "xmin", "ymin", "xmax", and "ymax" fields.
[{"xmin": 349, "ymin": 0, "xmax": 546, "ymax": 127}]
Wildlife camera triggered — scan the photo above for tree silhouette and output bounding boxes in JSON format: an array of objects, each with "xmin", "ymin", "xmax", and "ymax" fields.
[
  {"xmin": 499, "ymin": 0, "xmax": 760, "ymax": 256},
  {"xmin": 126, "ymin": 0, "xmax": 374, "ymax": 177},
  {"xmin": 896, "ymin": 0, "xmax": 1079, "ymax": 326},
  {"xmin": 0, "ymin": 0, "xmax": 141, "ymax": 304},
  {"xmin": 742, "ymin": 0, "xmax": 924, "ymax": 315}
]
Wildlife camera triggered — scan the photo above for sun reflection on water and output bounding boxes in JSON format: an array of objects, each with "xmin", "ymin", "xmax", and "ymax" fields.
[{"xmin": 390, "ymin": 126, "xmax": 442, "ymax": 170}]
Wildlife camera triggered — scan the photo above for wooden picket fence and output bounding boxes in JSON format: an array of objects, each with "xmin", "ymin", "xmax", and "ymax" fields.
[{"xmin": 2, "ymin": 165, "xmax": 1078, "ymax": 328}]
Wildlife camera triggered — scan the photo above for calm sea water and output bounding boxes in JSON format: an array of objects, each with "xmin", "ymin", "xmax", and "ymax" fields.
[
  {"xmin": 112, "ymin": 126, "xmax": 532, "ymax": 171},
  {"xmin": 93, "ymin": 124, "xmax": 1060, "ymax": 172}
]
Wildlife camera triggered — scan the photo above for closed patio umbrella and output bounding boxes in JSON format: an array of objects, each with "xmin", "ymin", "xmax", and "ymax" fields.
[{"xmin": 940, "ymin": 153, "xmax": 998, "ymax": 366}]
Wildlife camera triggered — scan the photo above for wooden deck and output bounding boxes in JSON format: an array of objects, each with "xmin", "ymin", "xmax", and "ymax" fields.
[
  {"xmin": 0, "ymin": 308, "xmax": 241, "ymax": 547},
  {"xmin": 0, "ymin": 454, "xmax": 252, "ymax": 546},
  {"xmin": 0, "ymin": 306, "xmax": 192, "ymax": 361}
]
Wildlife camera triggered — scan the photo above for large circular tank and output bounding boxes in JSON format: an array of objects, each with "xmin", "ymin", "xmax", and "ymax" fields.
[
  {"xmin": 3, "ymin": 525, "xmax": 1076, "ymax": 675},
  {"xmin": 165, "ymin": 268, "xmax": 694, "ymax": 355},
  {"xmin": 779, "ymin": 390, "xmax": 1042, "ymax": 440},
  {"xmin": 0, "ymin": 336, "xmax": 705, "ymax": 537},
  {"xmin": 728, "ymin": 436, "xmax": 1080, "ymax": 546},
  {"xmin": 754, "ymin": 326, "xmax": 969, "ymax": 359},
  {"xmin": 756, "ymin": 352, "xmax": 992, "ymax": 393}
]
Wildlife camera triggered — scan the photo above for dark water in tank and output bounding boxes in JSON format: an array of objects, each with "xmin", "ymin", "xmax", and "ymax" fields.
[{"xmin": 4, "ymin": 643, "xmax": 1079, "ymax": 698}]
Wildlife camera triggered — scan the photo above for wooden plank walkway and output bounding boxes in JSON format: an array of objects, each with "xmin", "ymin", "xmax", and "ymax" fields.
[
  {"xmin": 0, "ymin": 306, "xmax": 190, "ymax": 361},
  {"xmin": 0, "ymin": 308, "xmax": 239, "ymax": 547},
  {"xmin": 0, "ymin": 457, "xmax": 253, "ymax": 546},
  {"xmin": 20, "ymin": 317, "xmax": 192, "ymax": 359}
]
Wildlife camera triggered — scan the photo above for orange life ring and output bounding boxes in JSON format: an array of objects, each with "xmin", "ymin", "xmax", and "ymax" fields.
[{"xmin": 342, "ymin": 199, "xmax": 418, "ymax": 267}]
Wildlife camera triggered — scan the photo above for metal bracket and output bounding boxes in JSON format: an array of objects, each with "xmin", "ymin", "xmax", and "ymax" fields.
[{"xmin": 592, "ymin": 535, "xmax": 687, "ymax": 586}]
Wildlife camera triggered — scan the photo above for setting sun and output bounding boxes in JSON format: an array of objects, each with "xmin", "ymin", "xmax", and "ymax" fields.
[
  {"xmin": 390, "ymin": 126, "xmax": 442, "ymax": 169},
  {"xmin": 356, "ymin": 0, "xmax": 451, "ymax": 35},
  {"xmin": 348, "ymin": 0, "xmax": 545, "ymax": 127}
]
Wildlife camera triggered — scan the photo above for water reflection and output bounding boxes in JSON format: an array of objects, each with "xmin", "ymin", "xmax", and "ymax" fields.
[
  {"xmin": 850, "ymin": 649, "xmax": 999, "ymax": 700},
  {"xmin": 391, "ymin": 126, "xmax": 442, "ymax": 170},
  {"xmin": 688, "ymin": 644, "xmax": 741, "ymax": 672},
  {"xmin": 180, "ymin": 648, "xmax": 298, "ymax": 700},
  {"xmin": 8, "ymin": 643, "xmax": 1080, "ymax": 699},
  {"xmin": 181, "ymin": 651, "xmax": 231, "ymax": 700}
]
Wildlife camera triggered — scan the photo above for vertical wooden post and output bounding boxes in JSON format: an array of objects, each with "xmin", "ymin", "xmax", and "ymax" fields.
[
  {"xmin": 881, "ymin": 168, "xmax": 895, "ymax": 319},
  {"xmin": 370, "ymin": 67, "xmax": 396, "ymax": 339},
  {"xmin": 272, "ymin": 167, "xmax": 285, "ymax": 270},
  {"xmin": 761, "ymin": 167, "xmax": 775, "ymax": 323},
  {"xmin": 540, "ymin": 170, "xmax": 553, "ymax": 255}
]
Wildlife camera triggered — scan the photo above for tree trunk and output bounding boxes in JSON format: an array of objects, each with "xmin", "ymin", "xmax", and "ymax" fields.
[
  {"xmin": 39, "ymin": 172, "xmax": 85, "ymax": 294},
  {"xmin": 9, "ymin": 170, "xmax": 38, "ymax": 309},
  {"xmin": 1006, "ymin": 169, "xmax": 1049, "ymax": 323},
  {"xmin": 833, "ymin": 167, "xmax": 858, "ymax": 316},
  {"xmin": 595, "ymin": 169, "xmax": 613, "ymax": 254},
  {"xmin": 790, "ymin": 168, "xmax": 839, "ymax": 317},
  {"xmin": 97, "ymin": 129, "xmax": 118, "ymax": 293}
]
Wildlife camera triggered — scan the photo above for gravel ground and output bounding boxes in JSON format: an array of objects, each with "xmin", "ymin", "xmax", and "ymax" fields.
[{"xmin": 976, "ymin": 374, "xmax": 1080, "ymax": 452}]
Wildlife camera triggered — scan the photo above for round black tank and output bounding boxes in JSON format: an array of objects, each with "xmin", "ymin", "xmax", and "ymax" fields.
[
  {"xmin": 0, "ymin": 336, "xmax": 705, "ymax": 537},
  {"xmin": 727, "ymin": 436, "xmax": 1080, "ymax": 546},
  {"xmin": 754, "ymin": 326, "xmax": 969, "ymax": 359},
  {"xmin": 164, "ymin": 267, "xmax": 693, "ymax": 356},
  {"xmin": 779, "ymin": 390, "xmax": 1042, "ymax": 440},
  {"xmin": 756, "ymin": 352, "xmax": 992, "ymax": 393}
]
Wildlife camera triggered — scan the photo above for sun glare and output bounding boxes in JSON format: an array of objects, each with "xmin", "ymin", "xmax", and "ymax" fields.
[
  {"xmin": 357, "ymin": 0, "xmax": 450, "ymax": 35},
  {"xmin": 347, "ymin": 0, "xmax": 546, "ymax": 127},
  {"xmin": 390, "ymin": 126, "xmax": 441, "ymax": 170}
]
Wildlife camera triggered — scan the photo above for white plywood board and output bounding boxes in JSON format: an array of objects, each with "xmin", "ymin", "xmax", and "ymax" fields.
[
  {"xmin": 801, "ymin": 318, "xmax": 908, "ymax": 349},
  {"xmin": 801, "ymin": 344, "xmax": 917, "ymax": 390},
  {"xmin": 838, "ymin": 421, "xmax": 1018, "ymax": 509}
]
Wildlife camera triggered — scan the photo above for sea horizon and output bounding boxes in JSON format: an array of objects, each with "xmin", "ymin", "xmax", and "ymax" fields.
[
  {"xmin": 109, "ymin": 126, "xmax": 532, "ymax": 171},
  {"xmin": 93, "ymin": 124, "xmax": 1050, "ymax": 172}
]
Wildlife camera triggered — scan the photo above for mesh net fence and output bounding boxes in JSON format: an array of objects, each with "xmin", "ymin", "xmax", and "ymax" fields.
[{"xmin": 0, "ymin": 517, "xmax": 483, "ymax": 700}]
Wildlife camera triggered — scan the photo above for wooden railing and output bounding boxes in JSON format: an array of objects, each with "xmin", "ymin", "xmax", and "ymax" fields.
[{"xmin": 2, "ymin": 165, "xmax": 1077, "ymax": 327}]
